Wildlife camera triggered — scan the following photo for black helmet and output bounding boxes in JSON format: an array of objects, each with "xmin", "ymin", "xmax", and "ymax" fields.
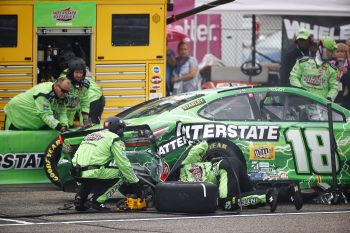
[
  {"xmin": 67, "ymin": 57, "xmax": 87, "ymax": 86},
  {"xmin": 68, "ymin": 57, "xmax": 86, "ymax": 71},
  {"xmin": 104, "ymin": 116, "xmax": 126, "ymax": 137}
]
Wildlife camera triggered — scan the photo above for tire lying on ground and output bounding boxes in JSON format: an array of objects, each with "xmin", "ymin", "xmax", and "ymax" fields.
[
  {"xmin": 155, "ymin": 181, "xmax": 218, "ymax": 213},
  {"xmin": 44, "ymin": 137, "xmax": 62, "ymax": 188}
]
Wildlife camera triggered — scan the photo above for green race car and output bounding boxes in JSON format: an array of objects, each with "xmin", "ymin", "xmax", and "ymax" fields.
[
  {"xmin": 117, "ymin": 86, "xmax": 350, "ymax": 192},
  {"xmin": 1, "ymin": 86, "xmax": 350, "ymax": 196}
]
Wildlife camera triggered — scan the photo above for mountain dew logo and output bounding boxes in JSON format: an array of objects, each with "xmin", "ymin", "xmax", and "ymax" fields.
[{"xmin": 52, "ymin": 7, "xmax": 77, "ymax": 21}]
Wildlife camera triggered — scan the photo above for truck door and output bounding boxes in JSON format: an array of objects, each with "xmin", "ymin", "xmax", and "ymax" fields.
[
  {"xmin": 96, "ymin": 3, "xmax": 166, "ymax": 119},
  {"xmin": 0, "ymin": 4, "xmax": 33, "ymax": 129}
]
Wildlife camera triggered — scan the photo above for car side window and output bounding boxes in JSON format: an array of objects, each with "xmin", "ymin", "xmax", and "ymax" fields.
[
  {"xmin": 256, "ymin": 92, "xmax": 344, "ymax": 122},
  {"xmin": 198, "ymin": 94, "xmax": 254, "ymax": 120}
]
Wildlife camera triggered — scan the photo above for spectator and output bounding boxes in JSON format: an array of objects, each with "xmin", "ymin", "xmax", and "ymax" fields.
[
  {"xmin": 171, "ymin": 41, "xmax": 200, "ymax": 94},
  {"xmin": 289, "ymin": 36, "xmax": 338, "ymax": 101},
  {"xmin": 4, "ymin": 77, "xmax": 70, "ymax": 132},
  {"xmin": 333, "ymin": 43, "xmax": 350, "ymax": 108},
  {"xmin": 166, "ymin": 44, "xmax": 176, "ymax": 96},
  {"xmin": 280, "ymin": 28, "xmax": 316, "ymax": 86}
]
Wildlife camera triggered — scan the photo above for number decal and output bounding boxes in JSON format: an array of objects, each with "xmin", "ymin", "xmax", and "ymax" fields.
[{"xmin": 285, "ymin": 128, "xmax": 339, "ymax": 174}]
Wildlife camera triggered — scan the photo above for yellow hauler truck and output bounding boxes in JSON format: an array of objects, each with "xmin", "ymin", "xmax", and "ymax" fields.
[{"xmin": 0, "ymin": 0, "xmax": 167, "ymax": 128}]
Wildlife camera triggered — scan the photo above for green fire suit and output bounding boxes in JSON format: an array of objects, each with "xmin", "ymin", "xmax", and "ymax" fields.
[
  {"xmin": 72, "ymin": 129, "xmax": 139, "ymax": 204},
  {"xmin": 289, "ymin": 57, "xmax": 338, "ymax": 101},
  {"xmin": 4, "ymin": 82, "xmax": 68, "ymax": 130},
  {"xmin": 180, "ymin": 141, "xmax": 267, "ymax": 209},
  {"xmin": 60, "ymin": 70, "xmax": 103, "ymax": 124},
  {"xmin": 66, "ymin": 82, "xmax": 90, "ymax": 126}
]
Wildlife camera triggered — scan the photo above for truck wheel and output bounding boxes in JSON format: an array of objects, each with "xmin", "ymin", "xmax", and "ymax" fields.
[{"xmin": 44, "ymin": 137, "xmax": 62, "ymax": 188}]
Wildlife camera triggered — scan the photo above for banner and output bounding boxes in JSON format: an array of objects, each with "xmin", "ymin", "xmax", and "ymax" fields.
[
  {"xmin": 282, "ymin": 16, "xmax": 350, "ymax": 62},
  {"xmin": 168, "ymin": 0, "xmax": 222, "ymax": 62},
  {"xmin": 34, "ymin": 2, "xmax": 96, "ymax": 27}
]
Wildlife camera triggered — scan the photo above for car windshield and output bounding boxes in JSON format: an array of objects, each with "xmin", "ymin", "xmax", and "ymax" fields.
[{"xmin": 122, "ymin": 93, "xmax": 204, "ymax": 119}]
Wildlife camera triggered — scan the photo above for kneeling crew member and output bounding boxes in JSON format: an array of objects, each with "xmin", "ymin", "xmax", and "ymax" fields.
[
  {"xmin": 72, "ymin": 116, "xmax": 139, "ymax": 211},
  {"xmin": 179, "ymin": 141, "xmax": 278, "ymax": 212}
]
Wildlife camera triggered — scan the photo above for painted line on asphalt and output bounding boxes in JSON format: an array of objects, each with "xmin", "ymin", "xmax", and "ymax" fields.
[
  {"xmin": 1, "ymin": 210, "xmax": 350, "ymax": 227},
  {"xmin": 0, "ymin": 218, "xmax": 32, "ymax": 225}
]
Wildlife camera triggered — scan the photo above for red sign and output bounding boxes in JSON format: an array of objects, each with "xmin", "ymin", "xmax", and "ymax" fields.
[{"xmin": 168, "ymin": 0, "xmax": 222, "ymax": 63}]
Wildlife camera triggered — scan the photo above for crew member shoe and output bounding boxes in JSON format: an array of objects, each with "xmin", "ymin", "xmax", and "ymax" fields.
[
  {"xmin": 291, "ymin": 191, "xmax": 303, "ymax": 210},
  {"xmin": 223, "ymin": 197, "xmax": 239, "ymax": 211},
  {"xmin": 266, "ymin": 188, "xmax": 278, "ymax": 213},
  {"xmin": 288, "ymin": 185, "xmax": 303, "ymax": 210},
  {"xmin": 85, "ymin": 200, "xmax": 111, "ymax": 212},
  {"xmin": 74, "ymin": 195, "xmax": 88, "ymax": 211}
]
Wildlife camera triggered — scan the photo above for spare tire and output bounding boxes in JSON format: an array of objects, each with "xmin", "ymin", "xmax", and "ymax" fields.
[{"xmin": 155, "ymin": 181, "xmax": 218, "ymax": 213}]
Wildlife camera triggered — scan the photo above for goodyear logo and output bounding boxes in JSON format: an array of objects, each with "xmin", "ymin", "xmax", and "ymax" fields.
[
  {"xmin": 249, "ymin": 145, "xmax": 275, "ymax": 160},
  {"xmin": 0, "ymin": 153, "xmax": 44, "ymax": 170}
]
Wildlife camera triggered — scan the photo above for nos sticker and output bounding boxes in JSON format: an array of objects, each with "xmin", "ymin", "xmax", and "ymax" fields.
[{"xmin": 249, "ymin": 145, "xmax": 275, "ymax": 160}]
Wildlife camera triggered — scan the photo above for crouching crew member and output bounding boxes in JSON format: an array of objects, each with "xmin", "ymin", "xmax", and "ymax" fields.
[
  {"xmin": 179, "ymin": 141, "xmax": 279, "ymax": 212},
  {"xmin": 4, "ymin": 77, "xmax": 70, "ymax": 132},
  {"xmin": 72, "ymin": 116, "xmax": 139, "ymax": 211}
]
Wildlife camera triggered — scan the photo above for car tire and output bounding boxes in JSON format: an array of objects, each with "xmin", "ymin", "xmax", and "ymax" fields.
[
  {"xmin": 205, "ymin": 141, "xmax": 246, "ymax": 169},
  {"xmin": 155, "ymin": 181, "xmax": 218, "ymax": 213},
  {"xmin": 43, "ymin": 137, "xmax": 62, "ymax": 188}
]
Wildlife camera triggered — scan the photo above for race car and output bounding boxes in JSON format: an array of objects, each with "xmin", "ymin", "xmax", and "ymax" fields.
[
  {"xmin": 2, "ymin": 86, "xmax": 350, "ymax": 196},
  {"xmin": 48, "ymin": 86, "xmax": 350, "ymax": 194}
]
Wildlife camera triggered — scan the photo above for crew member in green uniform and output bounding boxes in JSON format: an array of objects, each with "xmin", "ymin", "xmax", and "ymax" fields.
[
  {"xmin": 179, "ymin": 141, "xmax": 279, "ymax": 212},
  {"xmin": 65, "ymin": 57, "xmax": 90, "ymax": 127},
  {"xmin": 179, "ymin": 141, "xmax": 304, "ymax": 211},
  {"xmin": 72, "ymin": 116, "xmax": 139, "ymax": 211},
  {"xmin": 4, "ymin": 77, "xmax": 70, "ymax": 132},
  {"xmin": 289, "ymin": 36, "xmax": 338, "ymax": 101},
  {"xmin": 85, "ymin": 67, "xmax": 105, "ymax": 124},
  {"xmin": 60, "ymin": 58, "xmax": 104, "ymax": 124}
]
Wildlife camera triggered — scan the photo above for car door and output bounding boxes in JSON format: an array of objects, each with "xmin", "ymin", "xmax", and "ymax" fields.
[{"xmin": 256, "ymin": 90, "xmax": 348, "ymax": 188}]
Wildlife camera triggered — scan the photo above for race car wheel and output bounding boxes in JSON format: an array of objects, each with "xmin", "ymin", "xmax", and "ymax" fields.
[
  {"xmin": 205, "ymin": 141, "xmax": 246, "ymax": 169},
  {"xmin": 44, "ymin": 137, "xmax": 62, "ymax": 188}
]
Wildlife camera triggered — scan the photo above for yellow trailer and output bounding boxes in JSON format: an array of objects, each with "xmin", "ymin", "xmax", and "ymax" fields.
[{"xmin": 0, "ymin": 0, "xmax": 167, "ymax": 128}]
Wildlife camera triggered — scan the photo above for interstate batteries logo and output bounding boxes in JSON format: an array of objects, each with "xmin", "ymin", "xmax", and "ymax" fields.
[
  {"xmin": 0, "ymin": 153, "xmax": 44, "ymax": 170},
  {"xmin": 52, "ymin": 7, "xmax": 77, "ymax": 21},
  {"xmin": 157, "ymin": 122, "xmax": 280, "ymax": 156}
]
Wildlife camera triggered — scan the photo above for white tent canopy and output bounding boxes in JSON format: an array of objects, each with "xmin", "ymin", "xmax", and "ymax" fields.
[{"xmin": 196, "ymin": 0, "xmax": 350, "ymax": 17}]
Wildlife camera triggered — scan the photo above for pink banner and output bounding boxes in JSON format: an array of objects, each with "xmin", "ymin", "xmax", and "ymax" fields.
[{"xmin": 167, "ymin": 0, "xmax": 222, "ymax": 63}]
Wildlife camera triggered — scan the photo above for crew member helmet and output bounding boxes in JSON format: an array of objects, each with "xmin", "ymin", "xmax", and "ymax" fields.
[
  {"xmin": 67, "ymin": 57, "xmax": 87, "ymax": 84},
  {"xmin": 68, "ymin": 57, "xmax": 86, "ymax": 71},
  {"xmin": 104, "ymin": 116, "xmax": 126, "ymax": 137}
]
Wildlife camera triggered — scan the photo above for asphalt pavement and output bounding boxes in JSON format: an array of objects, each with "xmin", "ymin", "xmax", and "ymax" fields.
[{"xmin": 0, "ymin": 184, "xmax": 349, "ymax": 233}]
